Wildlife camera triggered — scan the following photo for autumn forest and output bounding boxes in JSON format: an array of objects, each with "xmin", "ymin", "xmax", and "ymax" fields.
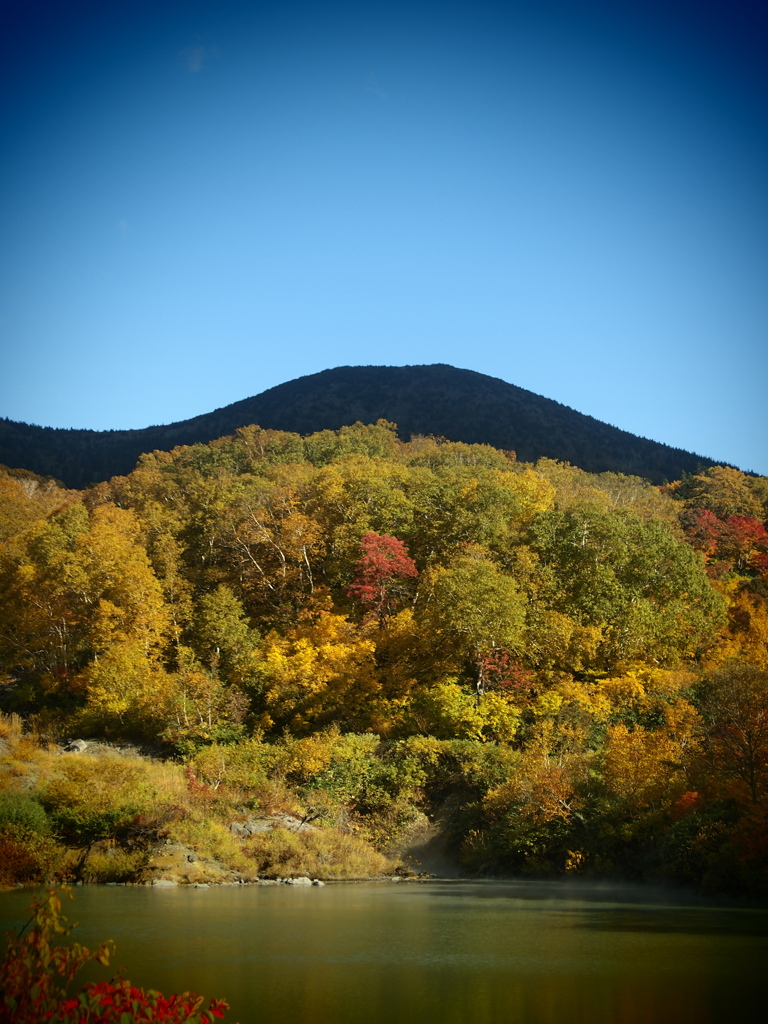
[{"xmin": 1, "ymin": 421, "xmax": 767, "ymax": 894}]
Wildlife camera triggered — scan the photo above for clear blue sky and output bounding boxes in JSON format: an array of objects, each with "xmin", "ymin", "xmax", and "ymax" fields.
[{"xmin": 1, "ymin": 0, "xmax": 766, "ymax": 474}]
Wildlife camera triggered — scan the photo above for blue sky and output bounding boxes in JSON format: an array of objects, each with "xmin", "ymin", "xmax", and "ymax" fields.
[{"xmin": 1, "ymin": 0, "xmax": 766, "ymax": 474}]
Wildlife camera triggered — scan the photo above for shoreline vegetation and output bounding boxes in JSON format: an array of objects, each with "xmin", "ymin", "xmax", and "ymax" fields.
[{"xmin": 1, "ymin": 422, "xmax": 767, "ymax": 896}]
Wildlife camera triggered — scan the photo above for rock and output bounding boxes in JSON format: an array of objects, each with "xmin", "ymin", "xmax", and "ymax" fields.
[
  {"xmin": 286, "ymin": 876, "xmax": 312, "ymax": 885},
  {"xmin": 230, "ymin": 822, "xmax": 248, "ymax": 837},
  {"xmin": 65, "ymin": 739, "xmax": 88, "ymax": 753},
  {"xmin": 390, "ymin": 876, "xmax": 402, "ymax": 882},
  {"xmin": 195, "ymin": 884, "xmax": 210, "ymax": 889},
  {"xmin": 152, "ymin": 879, "xmax": 178, "ymax": 887},
  {"xmin": 243, "ymin": 821, "xmax": 270, "ymax": 834},
  {"xmin": 312, "ymin": 879, "xmax": 325, "ymax": 886},
  {"xmin": 271, "ymin": 813, "xmax": 318, "ymax": 833},
  {"xmin": 187, "ymin": 853, "xmax": 197, "ymax": 862}
]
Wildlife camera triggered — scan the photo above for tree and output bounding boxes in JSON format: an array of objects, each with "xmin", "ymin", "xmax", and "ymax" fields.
[
  {"xmin": 529, "ymin": 506, "xmax": 726, "ymax": 668},
  {"xmin": 189, "ymin": 585, "xmax": 260, "ymax": 687},
  {"xmin": 680, "ymin": 510, "xmax": 768, "ymax": 575},
  {"xmin": 671, "ymin": 466, "xmax": 765, "ymax": 520},
  {"xmin": 418, "ymin": 548, "xmax": 526, "ymax": 693},
  {"xmin": 0, "ymin": 468, "xmax": 77, "ymax": 544},
  {"xmin": 405, "ymin": 465, "xmax": 554, "ymax": 564},
  {"xmin": 719, "ymin": 516, "xmax": 768, "ymax": 573},
  {"xmin": 696, "ymin": 662, "xmax": 768, "ymax": 803},
  {"xmin": 347, "ymin": 532, "xmax": 418, "ymax": 625},
  {"xmin": 260, "ymin": 599, "xmax": 378, "ymax": 734},
  {"xmin": 0, "ymin": 503, "xmax": 171, "ymax": 692},
  {"xmin": 226, "ymin": 472, "xmax": 324, "ymax": 624},
  {"xmin": 711, "ymin": 589, "xmax": 768, "ymax": 666},
  {"xmin": 600, "ymin": 722, "xmax": 690, "ymax": 814},
  {"xmin": 679, "ymin": 508, "xmax": 723, "ymax": 558},
  {"xmin": 79, "ymin": 640, "xmax": 178, "ymax": 737}
]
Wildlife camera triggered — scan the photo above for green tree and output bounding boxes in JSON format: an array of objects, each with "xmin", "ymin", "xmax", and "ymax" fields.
[
  {"xmin": 418, "ymin": 547, "xmax": 526, "ymax": 692},
  {"xmin": 530, "ymin": 506, "xmax": 726, "ymax": 668},
  {"xmin": 189, "ymin": 585, "xmax": 260, "ymax": 688}
]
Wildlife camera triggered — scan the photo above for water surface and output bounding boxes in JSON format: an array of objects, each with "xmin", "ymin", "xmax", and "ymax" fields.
[{"xmin": 1, "ymin": 880, "xmax": 764, "ymax": 1024}]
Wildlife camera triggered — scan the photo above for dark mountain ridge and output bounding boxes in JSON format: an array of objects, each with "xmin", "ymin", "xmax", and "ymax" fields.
[{"xmin": 0, "ymin": 364, "xmax": 726, "ymax": 488}]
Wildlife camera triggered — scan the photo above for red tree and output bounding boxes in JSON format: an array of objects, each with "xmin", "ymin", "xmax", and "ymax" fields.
[
  {"xmin": 679, "ymin": 508, "xmax": 723, "ymax": 555},
  {"xmin": 681, "ymin": 509, "xmax": 768, "ymax": 575},
  {"xmin": 720, "ymin": 515, "xmax": 768, "ymax": 571},
  {"xmin": 347, "ymin": 532, "xmax": 418, "ymax": 624}
]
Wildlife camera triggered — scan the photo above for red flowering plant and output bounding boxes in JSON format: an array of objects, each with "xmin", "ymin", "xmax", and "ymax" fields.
[{"xmin": 0, "ymin": 888, "xmax": 234, "ymax": 1024}]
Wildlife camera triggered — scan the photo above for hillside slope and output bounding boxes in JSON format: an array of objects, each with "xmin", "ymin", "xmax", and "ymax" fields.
[{"xmin": 0, "ymin": 364, "xmax": 722, "ymax": 487}]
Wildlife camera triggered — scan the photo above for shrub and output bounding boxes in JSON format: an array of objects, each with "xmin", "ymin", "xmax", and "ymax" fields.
[
  {"xmin": 0, "ymin": 792, "xmax": 50, "ymax": 835},
  {"xmin": 81, "ymin": 845, "xmax": 146, "ymax": 883},
  {"xmin": 169, "ymin": 815, "xmax": 243, "ymax": 866},
  {"xmin": 0, "ymin": 793, "xmax": 60, "ymax": 885},
  {"xmin": 189, "ymin": 738, "xmax": 274, "ymax": 793},
  {"xmin": 0, "ymin": 888, "xmax": 234, "ymax": 1024},
  {"xmin": 41, "ymin": 756, "xmax": 156, "ymax": 844},
  {"xmin": 244, "ymin": 826, "xmax": 391, "ymax": 878}
]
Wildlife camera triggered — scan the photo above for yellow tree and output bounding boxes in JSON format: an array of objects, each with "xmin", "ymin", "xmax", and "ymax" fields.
[
  {"xmin": 600, "ymin": 721, "xmax": 692, "ymax": 814},
  {"xmin": 709, "ymin": 586, "xmax": 768, "ymax": 667},
  {"xmin": 259, "ymin": 595, "xmax": 378, "ymax": 734},
  {"xmin": 0, "ymin": 468, "xmax": 78, "ymax": 543},
  {"xmin": 669, "ymin": 465, "xmax": 765, "ymax": 520},
  {"xmin": 0, "ymin": 502, "xmax": 173, "ymax": 732},
  {"xmin": 96, "ymin": 459, "xmax": 194, "ymax": 639},
  {"xmin": 696, "ymin": 663, "xmax": 768, "ymax": 804},
  {"xmin": 226, "ymin": 468, "xmax": 325, "ymax": 622}
]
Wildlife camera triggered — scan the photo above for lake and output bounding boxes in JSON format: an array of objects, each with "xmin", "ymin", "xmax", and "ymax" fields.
[{"xmin": 1, "ymin": 880, "xmax": 765, "ymax": 1024}]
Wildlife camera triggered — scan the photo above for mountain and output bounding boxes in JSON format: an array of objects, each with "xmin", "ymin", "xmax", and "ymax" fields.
[{"xmin": 0, "ymin": 364, "xmax": 725, "ymax": 488}]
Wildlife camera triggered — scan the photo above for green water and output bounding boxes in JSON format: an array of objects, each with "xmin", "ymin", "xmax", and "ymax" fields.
[{"xmin": 1, "ymin": 880, "xmax": 765, "ymax": 1024}]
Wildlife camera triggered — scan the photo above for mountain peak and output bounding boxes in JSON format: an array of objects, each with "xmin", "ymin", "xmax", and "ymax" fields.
[{"xmin": 0, "ymin": 364, "xmax": 722, "ymax": 488}]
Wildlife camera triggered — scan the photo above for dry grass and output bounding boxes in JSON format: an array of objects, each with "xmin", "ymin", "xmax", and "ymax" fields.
[{"xmin": 0, "ymin": 713, "xmax": 23, "ymax": 743}]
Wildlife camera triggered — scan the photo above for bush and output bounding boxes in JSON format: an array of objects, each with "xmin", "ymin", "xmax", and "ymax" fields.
[
  {"xmin": 41, "ymin": 756, "xmax": 156, "ymax": 844},
  {"xmin": 81, "ymin": 845, "xmax": 146, "ymax": 883},
  {"xmin": 189, "ymin": 738, "xmax": 274, "ymax": 792},
  {"xmin": 244, "ymin": 826, "xmax": 391, "ymax": 878},
  {"xmin": 0, "ymin": 834, "xmax": 60, "ymax": 886},
  {"xmin": 0, "ymin": 792, "xmax": 50, "ymax": 835},
  {"xmin": 0, "ymin": 888, "xmax": 234, "ymax": 1024},
  {"xmin": 0, "ymin": 793, "xmax": 60, "ymax": 885}
]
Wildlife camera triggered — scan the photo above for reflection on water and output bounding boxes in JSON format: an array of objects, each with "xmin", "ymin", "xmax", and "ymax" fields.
[{"xmin": 1, "ymin": 880, "xmax": 764, "ymax": 1024}]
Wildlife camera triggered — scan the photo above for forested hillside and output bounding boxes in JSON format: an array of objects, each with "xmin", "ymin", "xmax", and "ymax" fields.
[
  {"xmin": 1, "ymin": 422, "xmax": 767, "ymax": 893},
  {"xmin": 0, "ymin": 365, "xmax": 727, "ymax": 488}
]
